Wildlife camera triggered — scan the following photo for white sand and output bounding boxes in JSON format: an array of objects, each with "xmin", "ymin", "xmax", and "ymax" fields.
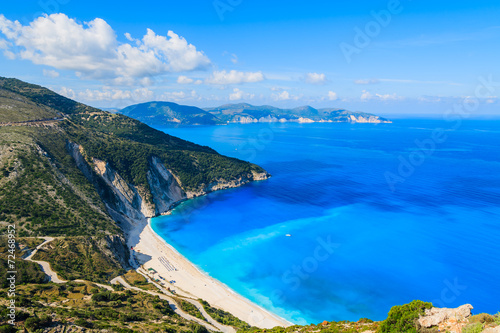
[{"xmin": 128, "ymin": 219, "xmax": 292, "ymax": 329}]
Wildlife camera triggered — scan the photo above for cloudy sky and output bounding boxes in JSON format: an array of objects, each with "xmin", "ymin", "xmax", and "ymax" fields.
[{"xmin": 0, "ymin": 0, "xmax": 499, "ymax": 116}]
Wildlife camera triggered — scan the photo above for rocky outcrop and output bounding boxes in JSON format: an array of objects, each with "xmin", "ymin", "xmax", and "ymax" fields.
[
  {"xmin": 418, "ymin": 304, "xmax": 473, "ymax": 333},
  {"xmin": 349, "ymin": 115, "xmax": 389, "ymax": 123},
  {"xmin": 229, "ymin": 115, "xmax": 391, "ymax": 124},
  {"xmin": 67, "ymin": 142, "xmax": 269, "ymax": 225},
  {"xmin": 147, "ymin": 156, "xmax": 187, "ymax": 212},
  {"xmin": 185, "ymin": 170, "xmax": 270, "ymax": 198},
  {"xmin": 96, "ymin": 234, "xmax": 130, "ymax": 268},
  {"xmin": 68, "ymin": 143, "xmax": 186, "ymax": 223}
]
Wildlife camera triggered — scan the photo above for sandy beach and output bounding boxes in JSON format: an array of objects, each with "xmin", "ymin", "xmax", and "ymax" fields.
[{"xmin": 127, "ymin": 218, "xmax": 292, "ymax": 329}]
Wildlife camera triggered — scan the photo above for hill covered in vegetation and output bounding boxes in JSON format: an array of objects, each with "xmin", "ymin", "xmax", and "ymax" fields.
[
  {"xmin": 205, "ymin": 103, "xmax": 392, "ymax": 124},
  {"xmin": 0, "ymin": 77, "xmax": 269, "ymax": 281},
  {"xmin": 120, "ymin": 101, "xmax": 222, "ymax": 126},
  {"xmin": 1, "ymin": 77, "xmax": 498, "ymax": 333},
  {"xmin": 118, "ymin": 101, "xmax": 391, "ymax": 127}
]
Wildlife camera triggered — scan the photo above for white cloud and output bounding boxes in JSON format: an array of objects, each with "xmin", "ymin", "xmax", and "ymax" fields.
[
  {"xmin": 305, "ymin": 72, "xmax": 327, "ymax": 84},
  {"xmin": 328, "ymin": 91, "xmax": 338, "ymax": 101},
  {"xmin": 277, "ymin": 91, "xmax": 290, "ymax": 100},
  {"xmin": 231, "ymin": 53, "xmax": 238, "ymax": 64},
  {"xmin": 0, "ymin": 14, "xmax": 211, "ymax": 83},
  {"xmin": 361, "ymin": 90, "xmax": 373, "ymax": 100},
  {"xmin": 206, "ymin": 70, "xmax": 264, "ymax": 85},
  {"xmin": 177, "ymin": 75, "xmax": 194, "ymax": 84},
  {"xmin": 229, "ymin": 88, "xmax": 254, "ymax": 101},
  {"xmin": 354, "ymin": 78, "xmax": 380, "ymax": 85},
  {"xmin": 75, "ymin": 87, "xmax": 153, "ymax": 102},
  {"xmin": 194, "ymin": 79, "xmax": 203, "ymax": 85},
  {"xmin": 58, "ymin": 87, "xmax": 76, "ymax": 99},
  {"xmin": 376, "ymin": 93, "xmax": 404, "ymax": 101},
  {"xmin": 161, "ymin": 89, "xmax": 200, "ymax": 102},
  {"xmin": 3, "ymin": 50, "xmax": 15, "ymax": 59},
  {"xmin": 361, "ymin": 90, "xmax": 404, "ymax": 101},
  {"xmin": 271, "ymin": 90, "xmax": 299, "ymax": 101},
  {"xmin": 43, "ymin": 69, "xmax": 59, "ymax": 78},
  {"xmin": 132, "ymin": 87, "xmax": 154, "ymax": 101},
  {"xmin": 418, "ymin": 96, "xmax": 442, "ymax": 103},
  {"xmin": 124, "ymin": 32, "xmax": 134, "ymax": 42},
  {"xmin": 0, "ymin": 38, "xmax": 9, "ymax": 49}
]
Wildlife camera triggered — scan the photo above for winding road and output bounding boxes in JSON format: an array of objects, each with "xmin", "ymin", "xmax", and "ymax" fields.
[
  {"xmin": 23, "ymin": 237, "xmax": 236, "ymax": 333},
  {"xmin": 24, "ymin": 237, "xmax": 66, "ymax": 284}
]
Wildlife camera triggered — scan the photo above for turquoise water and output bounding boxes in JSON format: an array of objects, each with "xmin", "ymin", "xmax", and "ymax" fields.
[{"xmin": 151, "ymin": 120, "xmax": 500, "ymax": 325}]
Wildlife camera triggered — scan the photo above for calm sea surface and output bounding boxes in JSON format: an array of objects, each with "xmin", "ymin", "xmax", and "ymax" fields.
[{"xmin": 151, "ymin": 119, "xmax": 500, "ymax": 325}]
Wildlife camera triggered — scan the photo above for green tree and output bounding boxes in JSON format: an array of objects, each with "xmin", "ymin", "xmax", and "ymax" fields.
[{"xmin": 377, "ymin": 300, "xmax": 432, "ymax": 333}]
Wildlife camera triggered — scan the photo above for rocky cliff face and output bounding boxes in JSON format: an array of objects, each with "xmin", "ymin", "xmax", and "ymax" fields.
[
  {"xmin": 228, "ymin": 115, "xmax": 391, "ymax": 124},
  {"xmin": 348, "ymin": 115, "xmax": 389, "ymax": 123},
  {"xmin": 67, "ymin": 142, "xmax": 269, "ymax": 226},
  {"xmin": 185, "ymin": 170, "xmax": 270, "ymax": 198}
]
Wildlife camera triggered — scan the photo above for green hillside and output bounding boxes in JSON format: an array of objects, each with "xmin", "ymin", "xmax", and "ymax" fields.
[
  {"xmin": 0, "ymin": 77, "xmax": 267, "ymax": 281},
  {"xmin": 119, "ymin": 101, "xmax": 391, "ymax": 126},
  {"xmin": 120, "ymin": 101, "xmax": 222, "ymax": 126}
]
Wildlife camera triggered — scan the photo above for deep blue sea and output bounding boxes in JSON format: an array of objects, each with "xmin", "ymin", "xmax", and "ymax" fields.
[{"xmin": 151, "ymin": 119, "xmax": 500, "ymax": 325}]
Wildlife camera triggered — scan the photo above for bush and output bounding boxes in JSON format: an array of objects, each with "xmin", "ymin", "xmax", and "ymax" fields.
[
  {"xmin": 113, "ymin": 284, "xmax": 124, "ymax": 291},
  {"xmin": 462, "ymin": 323, "xmax": 484, "ymax": 333},
  {"xmin": 24, "ymin": 315, "xmax": 51, "ymax": 332},
  {"xmin": 359, "ymin": 318, "xmax": 374, "ymax": 323},
  {"xmin": 24, "ymin": 317, "xmax": 40, "ymax": 332},
  {"xmin": 377, "ymin": 300, "xmax": 433, "ymax": 333},
  {"xmin": 469, "ymin": 313, "xmax": 495, "ymax": 324},
  {"xmin": 74, "ymin": 318, "xmax": 93, "ymax": 328},
  {"xmin": 189, "ymin": 323, "xmax": 209, "ymax": 333},
  {"xmin": 0, "ymin": 325, "xmax": 17, "ymax": 333},
  {"xmin": 199, "ymin": 299, "xmax": 251, "ymax": 329},
  {"xmin": 91, "ymin": 291, "xmax": 122, "ymax": 302}
]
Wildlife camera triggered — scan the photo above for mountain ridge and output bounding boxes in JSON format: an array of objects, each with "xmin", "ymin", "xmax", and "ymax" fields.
[
  {"xmin": 118, "ymin": 101, "xmax": 391, "ymax": 126},
  {"xmin": 0, "ymin": 76, "xmax": 269, "ymax": 282}
]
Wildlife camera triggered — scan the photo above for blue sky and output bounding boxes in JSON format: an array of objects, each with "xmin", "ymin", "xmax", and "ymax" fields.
[{"xmin": 0, "ymin": 0, "xmax": 499, "ymax": 116}]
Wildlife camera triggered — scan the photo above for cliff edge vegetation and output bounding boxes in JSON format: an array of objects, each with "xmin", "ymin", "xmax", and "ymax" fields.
[{"xmin": 0, "ymin": 77, "xmax": 269, "ymax": 283}]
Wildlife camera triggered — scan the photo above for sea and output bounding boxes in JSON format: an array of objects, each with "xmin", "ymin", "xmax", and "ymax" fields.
[{"xmin": 150, "ymin": 119, "xmax": 500, "ymax": 325}]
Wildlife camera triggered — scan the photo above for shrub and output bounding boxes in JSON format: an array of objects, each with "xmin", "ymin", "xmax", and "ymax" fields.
[
  {"xmin": 469, "ymin": 313, "xmax": 495, "ymax": 324},
  {"xmin": 462, "ymin": 323, "xmax": 484, "ymax": 333},
  {"xmin": 0, "ymin": 325, "xmax": 17, "ymax": 333},
  {"xmin": 189, "ymin": 323, "xmax": 209, "ymax": 333},
  {"xmin": 377, "ymin": 300, "xmax": 433, "ymax": 333},
  {"xmin": 91, "ymin": 291, "xmax": 122, "ymax": 302},
  {"xmin": 24, "ymin": 317, "xmax": 40, "ymax": 332},
  {"xmin": 359, "ymin": 318, "xmax": 374, "ymax": 323},
  {"xmin": 113, "ymin": 284, "xmax": 124, "ymax": 291},
  {"xmin": 74, "ymin": 318, "xmax": 93, "ymax": 329},
  {"xmin": 495, "ymin": 312, "xmax": 500, "ymax": 325}
]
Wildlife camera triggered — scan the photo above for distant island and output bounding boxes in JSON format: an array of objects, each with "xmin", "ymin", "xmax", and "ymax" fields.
[
  {"xmin": 1, "ymin": 77, "xmax": 498, "ymax": 333},
  {"xmin": 119, "ymin": 101, "xmax": 392, "ymax": 126}
]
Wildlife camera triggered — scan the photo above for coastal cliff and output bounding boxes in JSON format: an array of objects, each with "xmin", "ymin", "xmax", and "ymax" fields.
[
  {"xmin": 0, "ymin": 76, "xmax": 271, "ymax": 281},
  {"xmin": 67, "ymin": 141, "xmax": 269, "ymax": 226}
]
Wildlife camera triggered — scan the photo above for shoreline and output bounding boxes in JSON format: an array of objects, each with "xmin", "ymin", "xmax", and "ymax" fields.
[{"xmin": 127, "ymin": 216, "xmax": 293, "ymax": 329}]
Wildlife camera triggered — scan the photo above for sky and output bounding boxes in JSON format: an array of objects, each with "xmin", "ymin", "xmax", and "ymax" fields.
[{"xmin": 0, "ymin": 0, "xmax": 499, "ymax": 117}]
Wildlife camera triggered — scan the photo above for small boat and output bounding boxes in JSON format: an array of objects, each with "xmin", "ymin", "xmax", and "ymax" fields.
[{"xmin": 286, "ymin": 234, "xmax": 292, "ymax": 237}]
